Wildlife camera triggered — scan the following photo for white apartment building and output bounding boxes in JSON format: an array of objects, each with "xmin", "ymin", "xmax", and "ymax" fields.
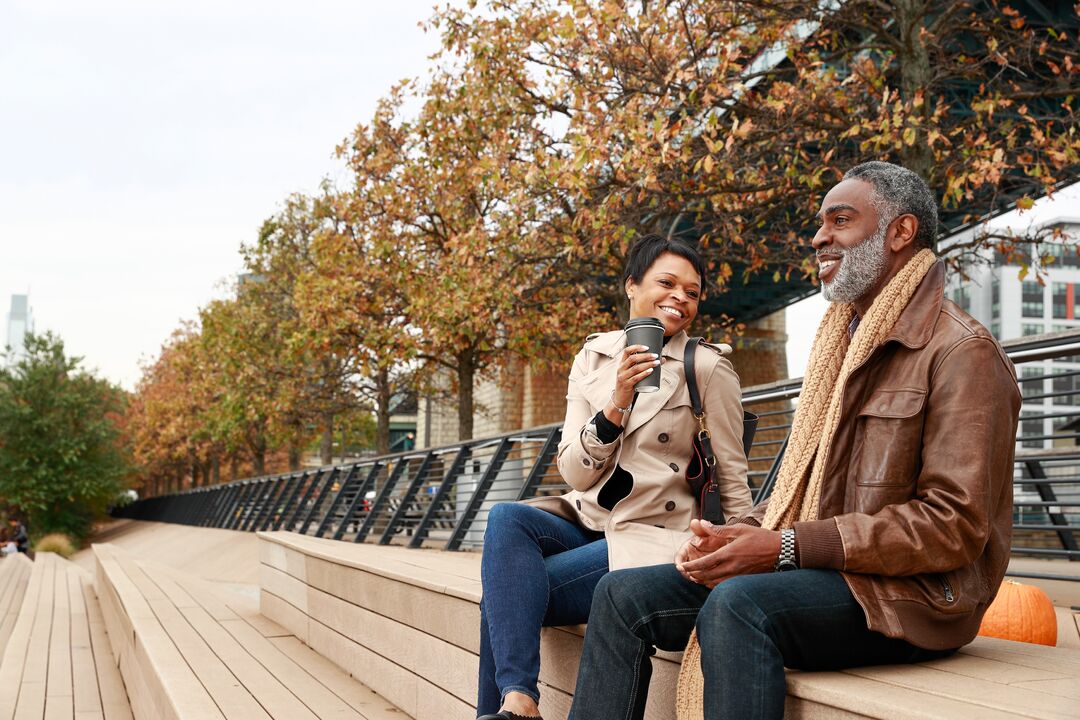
[
  {"xmin": 944, "ymin": 216, "xmax": 1080, "ymax": 451},
  {"xmin": 4, "ymin": 294, "xmax": 33, "ymax": 366}
]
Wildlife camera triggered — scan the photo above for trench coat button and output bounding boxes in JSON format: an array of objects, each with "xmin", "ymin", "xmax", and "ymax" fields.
[
  {"xmin": 576, "ymin": 499, "xmax": 582, "ymax": 510},
  {"xmin": 665, "ymin": 501, "xmax": 676, "ymax": 511},
  {"xmin": 658, "ymin": 433, "xmax": 669, "ymax": 443},
  {"xmin": 669, "ymin": 463, "xmax": 679, "ymax": 472},
  {"xmin": 582, "ymin": 457, "xmax": 592, "ymax": 468}
]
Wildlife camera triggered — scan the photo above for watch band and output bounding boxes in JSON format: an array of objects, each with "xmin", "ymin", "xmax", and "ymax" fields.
[{"xmin": 775, "ymin": 528, "xmax": 798, "ymax": 572}]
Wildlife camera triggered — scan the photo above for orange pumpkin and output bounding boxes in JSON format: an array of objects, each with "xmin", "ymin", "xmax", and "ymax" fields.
[{"xmin": 977, "ymin": 580, "xmax": 1057, "ymax": 646}]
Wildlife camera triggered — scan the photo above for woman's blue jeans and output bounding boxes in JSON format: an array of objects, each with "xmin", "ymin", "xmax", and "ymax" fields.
[
  {"xmin": 568, "ymin": 565, "xmax": 956, "ymax": 720},
  {"xmin": 478, "ymin": 503, "xmax": 607, "ymax": 716}
]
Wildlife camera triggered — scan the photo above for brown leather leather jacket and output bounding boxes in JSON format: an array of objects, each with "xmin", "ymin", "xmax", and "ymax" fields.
[{"xmin": 746, "ymin": 263, "xmax": 1021, "ymax": 650}]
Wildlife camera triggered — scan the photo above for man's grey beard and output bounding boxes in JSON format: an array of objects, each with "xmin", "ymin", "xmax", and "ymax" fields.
[{"xmin": 820, "ymin": 223, "xmax": 889, "ymax": 303}]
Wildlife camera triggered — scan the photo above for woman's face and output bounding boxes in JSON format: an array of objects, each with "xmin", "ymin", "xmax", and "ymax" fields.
[{"xmin": 626, "ymin": 252, "xmax": 701, "ymax": 337}]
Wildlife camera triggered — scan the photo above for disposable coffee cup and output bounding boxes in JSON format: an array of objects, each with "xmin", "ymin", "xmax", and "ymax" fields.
[{"xmin": 624, "ymin": 317, "xmax": 665, "ymax": 393}]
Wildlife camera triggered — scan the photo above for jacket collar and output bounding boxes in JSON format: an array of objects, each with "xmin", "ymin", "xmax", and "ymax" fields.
[{"xmin": 881, "ymin": 260, "xmax": 945, "ymax": 350}]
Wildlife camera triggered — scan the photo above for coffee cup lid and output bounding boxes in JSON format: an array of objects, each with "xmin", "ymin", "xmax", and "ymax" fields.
[{"xmin": 624, "ymin": 317, "xmax": 665, "ymax": 330}]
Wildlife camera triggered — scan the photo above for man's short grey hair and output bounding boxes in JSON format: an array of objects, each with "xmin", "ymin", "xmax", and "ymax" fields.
[{"xmin": 843, "ymin": 161, "xmax": 938, "ymax": 250}]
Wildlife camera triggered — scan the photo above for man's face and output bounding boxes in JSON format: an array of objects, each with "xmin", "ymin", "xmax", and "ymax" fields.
[{"xmin": 812, "ymin": 179, "xmax": 891, "ymax": 304}]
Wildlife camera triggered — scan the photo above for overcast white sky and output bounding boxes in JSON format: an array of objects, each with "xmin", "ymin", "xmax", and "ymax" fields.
[
  {"xmin": 2, "ymin": 1, "xmax": 1077, "ymax": 390},
  {"xmin": 0, "ymin": 0, "xmax": 444, "ymax": 388}
]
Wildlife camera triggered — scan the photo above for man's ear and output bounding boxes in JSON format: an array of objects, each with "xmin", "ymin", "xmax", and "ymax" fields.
[
  {"xmin": 625, "ymin": 276, "xmax": 635, "ymax": 298},
  {"xmin": 889, "ymin": 214, "xmax": 919, "ymax": 252}
]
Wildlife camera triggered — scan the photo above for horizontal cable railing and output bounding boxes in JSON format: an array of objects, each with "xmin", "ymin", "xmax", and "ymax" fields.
[{"xmin": 114, "ymin": 329, "xmax": 1080, "ymax": 581}]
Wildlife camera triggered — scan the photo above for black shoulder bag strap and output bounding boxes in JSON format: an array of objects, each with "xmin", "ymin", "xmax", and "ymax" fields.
[{"xmin": 684, "ymin": 338, "xmax": 759, "ymax": 523}]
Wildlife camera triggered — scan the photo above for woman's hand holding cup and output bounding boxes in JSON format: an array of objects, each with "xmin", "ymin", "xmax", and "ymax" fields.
[{"xmin": 604, "ymin": 345, "xmax": 661, "ymax": 426}]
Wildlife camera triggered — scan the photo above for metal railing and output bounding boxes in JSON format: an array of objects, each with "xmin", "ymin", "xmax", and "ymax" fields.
[{"xmin": 114, "ymin": 330, "xmax": 1080, "ymax": 580}]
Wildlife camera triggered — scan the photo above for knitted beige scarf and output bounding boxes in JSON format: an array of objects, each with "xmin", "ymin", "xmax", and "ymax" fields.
[{"xmin": 762, "ymin": 249, "xmax": 939, "ymax": 530}]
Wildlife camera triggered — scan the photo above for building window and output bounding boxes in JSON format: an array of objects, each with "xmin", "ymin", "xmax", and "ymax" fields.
[
  {"xmin": 991, "ymin": 274, "xmax": 1001, "ymax": 320},
  {"xmin": 990, "ymin": 322, "xmax": 1000, "ymax": 339},
  {"xmin": 1021, "ymin": 411, "xmax": 1044, "ymax": 449},
  {"xmin": 1022, "ymin": 323, "xmax": 1044, "ymax": 336},
  {"xmin": 1022, "ymin": 281, "xmax": 1044, "ymax": 318},
  {"xmin": 952, "ymin": 286, "xmax": 970, "ymax": 312},
  {"xmin": 1052, "ymin": 371, "xmax": 1080, "ymax": 405},
  {"xmin": 1052, "ymin": 282, "xmax": 1069, "ymax": 319},
  {"xmin": 1021, "ymin": 367, "xmax": 1044, "ymax": 400}
]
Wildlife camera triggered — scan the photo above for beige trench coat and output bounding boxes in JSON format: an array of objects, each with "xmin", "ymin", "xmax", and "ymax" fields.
[{"xmin": 524, "ymin": 329, "xmax": 752, "ymax": 570}]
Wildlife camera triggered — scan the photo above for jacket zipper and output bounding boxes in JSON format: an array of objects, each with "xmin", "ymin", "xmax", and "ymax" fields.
[{"xmin": 940, "ymin": 575, "xmax": 955, "ymax": 604}]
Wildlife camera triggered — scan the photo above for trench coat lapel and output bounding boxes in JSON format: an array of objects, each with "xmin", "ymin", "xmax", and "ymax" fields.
[{"xmin": 577, "ymin": 330, "xmax": 688, "ymax": 439}]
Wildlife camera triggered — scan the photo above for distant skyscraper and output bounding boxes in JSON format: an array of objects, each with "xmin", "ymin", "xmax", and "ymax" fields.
[{"xmin": 5, "ymin": 294, "xmax": 33, "ymax": 365}]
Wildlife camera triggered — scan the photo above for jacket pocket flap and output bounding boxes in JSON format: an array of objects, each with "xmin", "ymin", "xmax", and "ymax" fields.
[{"xmin": 858, "ymin": 388, "xmax": 926, "ymax": 419}]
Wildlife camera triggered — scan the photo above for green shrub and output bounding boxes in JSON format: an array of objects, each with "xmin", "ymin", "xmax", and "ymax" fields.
[{"xmin": 33, "ymin": 533, "xmax": 77, "ymax": 558}]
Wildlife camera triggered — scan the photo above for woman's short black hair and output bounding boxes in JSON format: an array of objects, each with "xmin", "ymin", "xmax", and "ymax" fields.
[{"xmin": 622, "ymin": 234, "xmax": 707, "ymax": 289}]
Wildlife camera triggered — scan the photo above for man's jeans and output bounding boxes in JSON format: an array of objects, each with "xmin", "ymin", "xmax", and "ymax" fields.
[
  {"xmin": 478, "ymin": 503, "xmax": 607, "ymax": 716},
  {"xmin": 569, "ymin": 565, "xmax": 955, "ymax": 720}
]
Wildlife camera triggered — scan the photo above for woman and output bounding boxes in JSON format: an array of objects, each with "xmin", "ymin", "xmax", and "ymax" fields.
[{"xmin": 477, "ymin": 235, "xmax": 752, "ymax": 720}]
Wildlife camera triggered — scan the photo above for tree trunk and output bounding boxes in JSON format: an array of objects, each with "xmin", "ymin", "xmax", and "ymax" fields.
[
  {"xmin": 229, "ymin": 455, "xmax": 239, "ymax": 482},
  {"xmin": 251, "ymin": 438, "xmax": 266, "ymax": 477},
  {"xmin": 288, "ymin": 444, "xmax": 301, "ymax": 472},
  {"xmin": 212, "ymin": 455, "xmax": 221, "ymax": 485},
  {"xmin": 457, "ymin": 348, "xmax": 475, "ymax": 441},
  {"xmin": 894, "ymin": 0, "xmax": 935, "ymax": 191},
  {"xmin": 376, "ymin": 366, "xmax": 392, "ymax": 455},
  {"xmin": 320, "ymin": 412, "xmax": 334, "ymax": 465}
]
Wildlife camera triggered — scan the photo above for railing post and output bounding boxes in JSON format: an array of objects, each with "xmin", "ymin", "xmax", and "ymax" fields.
[
  {"xmin": 271, "ymin": 474, "xmax": 306, "ymax": 531},
  {"xmin": 355, "ymin": 457, "xmax": 410, "ymax": 543},
  {"xmin": 315, "ymin": 464, "xmax": 361, "ymax": 539},
  {"xmin": 299, "ymin": 467, "xmax": 340, "ymax": 536},
  {"xmin": 256, "ymin": 477, "xmax": 294, "ymax": 532},
  {"xmin": 445, "ymin": 437, "xmax": 514, "ymax": 551},
  {"xmin": 1023, "ymin": 459, "xmax": 1080, "ymax": 558},
  {"xmin": 380, "ymin": 451, "xmax": 441, "ymax": 545},
  {"xmin": 283, "ymin": 468, "xmax": 325, "ymax": 532},
  {"xmin": 242, "ymin": 479, "xmax": 277, "ymax": 532},
  {"xmin": 333, "ymin": 463, "xmax": 382, "ymax": 541},
  {"xmin": 515, "ymin": 427, "xmax": 562, "ymax": 501},
  {"xmin": 409, "ymin": 446, "xmax": 471, "ymax": 548},
  {"xmin": 226, "ymin": 481, "xmax": 259, "ymax": 530}
]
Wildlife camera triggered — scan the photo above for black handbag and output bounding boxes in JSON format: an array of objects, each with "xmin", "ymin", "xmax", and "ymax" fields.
[{"xmin": 684, "ymin": 337, "xmax": 758, "ymax": 524}]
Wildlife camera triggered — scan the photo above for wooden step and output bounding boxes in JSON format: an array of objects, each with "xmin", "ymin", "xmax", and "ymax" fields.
[
  {"xmin": 92, "ymin": 542, "xmax": 405, "ymax": 720},
  {"xmin": 0, "ymin": 552, "xmax": 133, "ymax": 720},
  {"xmin": 258, "ymin": 530, "xmax": 1080, "ymax": 720},
  {"xmin": 0, "ymin": 554, "xmax": 33, "ymax": 657},
  {"xmin": 257, "ymin": 531, "xmax": 682, "ymax": 720}
]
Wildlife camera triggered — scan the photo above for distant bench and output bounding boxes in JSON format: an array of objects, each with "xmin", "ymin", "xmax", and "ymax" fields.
[{"xmin": 258, "ymin": 530, "xmax": 1080, "ymax": 720}]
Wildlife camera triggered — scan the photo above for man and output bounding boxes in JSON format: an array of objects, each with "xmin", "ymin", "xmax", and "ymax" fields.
[{"xmin": 567, "ymin": 161, "xmax": 1021, "ymax": 720}]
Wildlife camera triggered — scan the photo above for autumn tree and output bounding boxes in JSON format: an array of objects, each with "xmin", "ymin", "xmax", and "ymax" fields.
[
  {"xmin": 339, "ymin": 70, "xmax": 598, "ymax": 441},
  {"xmin": 434, "ymin": 0, "xmax": 1079, "ymax": 292}
]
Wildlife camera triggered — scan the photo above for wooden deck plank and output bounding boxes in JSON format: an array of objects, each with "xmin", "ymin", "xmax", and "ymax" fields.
[
  {"xmin": 68, "ymin": 566, "xmax": 103, "ymax": 716},
  {"xmin": 46, "ymin": 560, "xmax": 73, "ymax": 701},
  {"xmin": 94, "ymin": 544, "xmax": 225, "ymax": 720},
  {"xmin": 0, "ymin": 557, "xmax": 31, "ymax": 656},
  {"xmin": 846, "ymin": 663, "xmax": 1078, "ymax": 719},
  {"xmin": 112, "ymin": 553, "xmax": 271, "ymax": 720},
  {"xmin": 80, "ymin": 576, "xmax": 132, "ymax": 720},
  {"xmin": 267, "ymin": 636, "xmax": 405, "ymax": 720},
  {"xmin": 0, "ymin": 556, "xmax": 42, "ymax": 720},
  {"xmin": 15, "ymin": 554, "xmax": 57, "ymax": 719}
]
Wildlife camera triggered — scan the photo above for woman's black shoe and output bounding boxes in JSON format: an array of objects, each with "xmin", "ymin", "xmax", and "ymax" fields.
[{"xmin": 476, "ymin": 712, "xmax": 543, "ymax": 720}]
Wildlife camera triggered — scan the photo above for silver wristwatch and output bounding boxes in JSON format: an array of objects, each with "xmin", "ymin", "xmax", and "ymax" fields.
[{"xmin": 774, "ymin": 528, "xmax": 798, "ymax": 572}]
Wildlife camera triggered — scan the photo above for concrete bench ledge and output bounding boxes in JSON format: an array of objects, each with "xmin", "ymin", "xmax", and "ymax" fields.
[
  {"xmin": 0, "ymin": 552, "xmax": 132, "ymax": 720},
  {"xmin": 258, "ymin": 530, "xmax": 1080, "ymax": 720},
  {"xmin": 92, "ymin": 542, "xmax": 404, "ymax": 720}
]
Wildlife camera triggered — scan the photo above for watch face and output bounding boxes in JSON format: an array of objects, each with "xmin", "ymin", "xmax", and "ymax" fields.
[{"xmin": 775, "ymin": 559, "xmax": 798, "ymax": 572}]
